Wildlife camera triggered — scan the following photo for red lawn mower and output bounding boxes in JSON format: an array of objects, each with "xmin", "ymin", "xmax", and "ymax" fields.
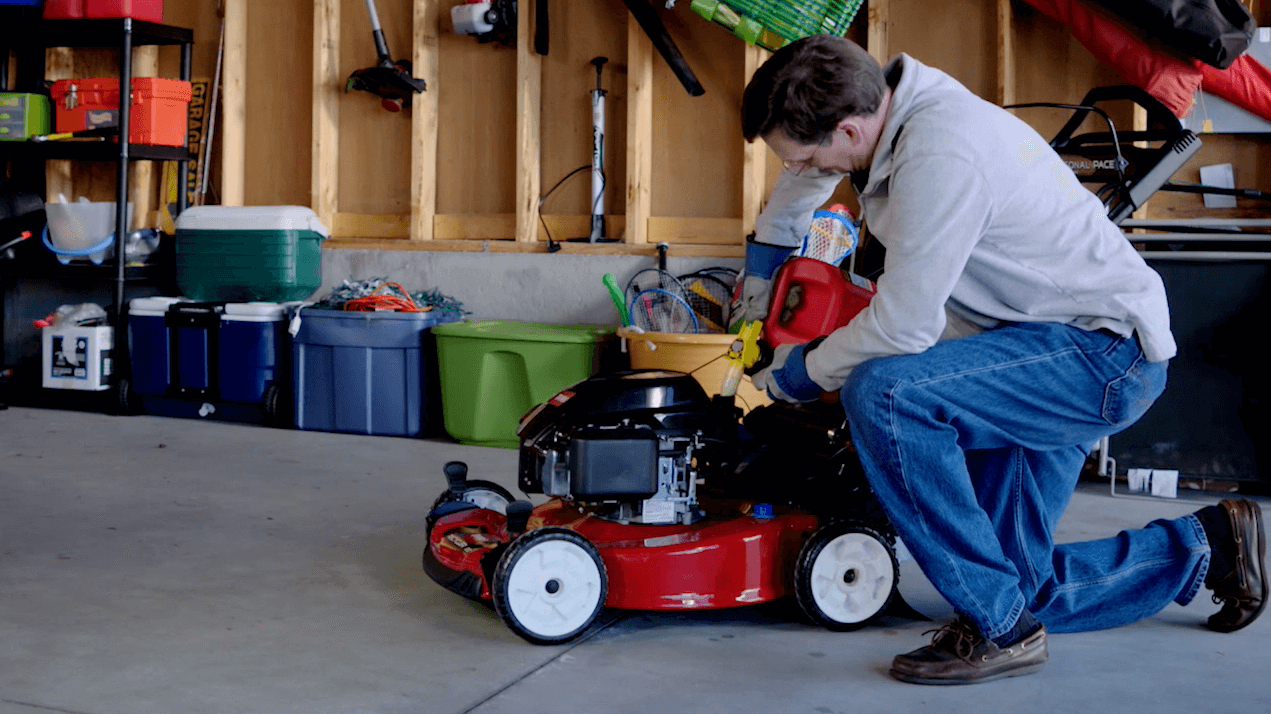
[{"xmin": 422, "ymin": 321, "xmax": 917, "ymax": 645}]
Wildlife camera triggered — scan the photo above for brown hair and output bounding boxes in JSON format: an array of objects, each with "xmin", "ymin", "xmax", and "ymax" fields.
[{"xmin": 741, "ymin": 34, "xmax": 886, "ymax": 144}]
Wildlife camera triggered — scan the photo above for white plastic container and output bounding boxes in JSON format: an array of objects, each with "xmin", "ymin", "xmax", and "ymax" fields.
[
  {"xmin": 43, "ymin": 197, "xmax": 134, "ymax": 265},
  {"xmin": 42, "ymin": 324, "xmax": 113, "ymax": 391}
]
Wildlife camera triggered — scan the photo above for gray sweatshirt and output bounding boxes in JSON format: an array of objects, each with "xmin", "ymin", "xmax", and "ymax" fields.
[{"xmin": 753, "ymin": 53, "xmax": 1176, "ymax": 391}]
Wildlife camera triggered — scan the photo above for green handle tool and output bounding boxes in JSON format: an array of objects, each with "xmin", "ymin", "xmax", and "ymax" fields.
[{"xmin": 603, "ymin": 272, "xmax": 631, "ymax": 326}]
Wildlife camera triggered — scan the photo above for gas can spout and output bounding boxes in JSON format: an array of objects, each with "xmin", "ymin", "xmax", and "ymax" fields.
[{"xmin": 720, "ymin": 320, "xmax": 763, "ymax": 398}]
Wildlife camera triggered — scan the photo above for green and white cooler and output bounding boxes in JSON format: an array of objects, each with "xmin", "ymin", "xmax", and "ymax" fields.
[{"xmin": 174, "ymin": 206, "xmax": 327, "ymax": 302}]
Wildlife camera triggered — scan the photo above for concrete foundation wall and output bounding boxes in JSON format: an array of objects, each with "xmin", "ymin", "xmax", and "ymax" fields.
[{"xmin": 320, "ymin": 249, "xmax": 743, "ymax": 325}]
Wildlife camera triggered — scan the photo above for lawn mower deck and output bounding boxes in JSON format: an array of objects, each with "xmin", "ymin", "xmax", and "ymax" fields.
[{"xmin": 427, "ymin": 495, "xmax": 819, "ymax": 606}]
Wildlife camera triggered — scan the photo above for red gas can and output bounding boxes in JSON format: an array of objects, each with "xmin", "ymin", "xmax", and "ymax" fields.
[
  {"xmin": 50, "ymin": 77, "xmax": 191, "ymax": 146},
  {"xmin": 763, "ymin": 257, "xmax": 876, "ymax": 347}
]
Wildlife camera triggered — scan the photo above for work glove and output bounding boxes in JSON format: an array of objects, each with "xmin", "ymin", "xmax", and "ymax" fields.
[
  {"xmin": 739, "ymin": 274, "xmax": 773, "ymax": 323},
  {"xmin": 739, "ymin": 236, "xmax": 796, "ymax": 323},
  {"xmin": 749, "ymin": 337, "xmax": 826, "ymax": 403}
]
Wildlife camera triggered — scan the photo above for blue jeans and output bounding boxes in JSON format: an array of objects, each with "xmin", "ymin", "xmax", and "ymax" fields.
[{"xmin": 841, "ymin": 322, "xmax": 1209, "ymax": 640}]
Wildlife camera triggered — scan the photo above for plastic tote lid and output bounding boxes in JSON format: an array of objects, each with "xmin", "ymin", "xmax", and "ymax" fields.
[
  {"xmin": 174, "ymin": 205, "xmax": 329, "ymax": 238},
  {"xmin": 432, "ymin": 319, "xmax": 614, "ymax": 344}
]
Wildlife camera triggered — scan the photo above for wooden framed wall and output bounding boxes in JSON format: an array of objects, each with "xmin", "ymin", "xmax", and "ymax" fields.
[
  {"xmin": 202, "ymin": 0, "xmax": 1271, "ymax": 251},
  {"xmin": 297, "ymin": 0, "xmax": 771, "ymax": 255}
]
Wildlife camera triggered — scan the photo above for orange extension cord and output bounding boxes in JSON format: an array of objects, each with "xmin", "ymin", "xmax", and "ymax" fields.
[{"xmin": 341, "ymin": 281, "xmax": 431, "ymax": 312}]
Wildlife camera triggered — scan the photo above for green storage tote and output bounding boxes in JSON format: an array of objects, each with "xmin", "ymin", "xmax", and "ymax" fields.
[
  {"xmin": 174, "ymin": 205, "xmax": 327, "ymax": 302},
  {"xmin": 433, "ymin": 320, "xmax": 616, "ymax": 448}
]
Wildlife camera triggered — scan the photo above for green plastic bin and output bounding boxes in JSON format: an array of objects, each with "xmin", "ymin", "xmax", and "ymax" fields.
[
  {"xmin": 175, "ymin": 206, "xmax": 327, "ymax": 302},
  {"xmin": 433, "ymin": 320, "xmax": 616, "ymax": 448}
]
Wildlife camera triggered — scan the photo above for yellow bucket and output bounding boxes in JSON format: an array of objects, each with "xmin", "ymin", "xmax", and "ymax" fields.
[{"xmin": 618, "ymin": 327, "xmax": 772, "ymax": 413}]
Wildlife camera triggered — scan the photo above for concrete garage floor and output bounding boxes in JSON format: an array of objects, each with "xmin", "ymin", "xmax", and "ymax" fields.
[{"xmin": 2, "ymin": 405, "xmax": 1268, "ymax": 714}]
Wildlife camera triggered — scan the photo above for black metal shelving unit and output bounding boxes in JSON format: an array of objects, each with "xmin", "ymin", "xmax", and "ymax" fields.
[{"xmin": 1, "ymin": 16, "xmax": 193, "ymax": 409}]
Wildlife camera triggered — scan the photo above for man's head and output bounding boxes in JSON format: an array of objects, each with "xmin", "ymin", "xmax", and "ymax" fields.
[{"xmin": 742, "ymin": 34, "xmax": 888, "ymax": 174}]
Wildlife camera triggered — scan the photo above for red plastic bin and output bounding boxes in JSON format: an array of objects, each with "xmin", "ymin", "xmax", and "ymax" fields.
[
  {"xmin": 44, "ymin": 0, "xmax": 163, "ymax": 21},
  {"xmin": 85, "ymin": 0, "xmax": 163, "ymax": 22},
  {"xmin": 49, "ymin": 77, "xmax": 191, "ymax": 147},
  {"xmin": 42, "ymin": 0, "xmax": 84, "ymax": 18}
]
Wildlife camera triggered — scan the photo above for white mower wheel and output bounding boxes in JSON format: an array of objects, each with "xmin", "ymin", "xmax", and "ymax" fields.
[
  {"xmin": 795, "ymin": 522, "xmax": 898, "ymax": 631},
  {"xmin": 430, "ymin": 480, "xmax": 515, "ymax": 514},
  {"xmin": 492, "ymin": 527, "xmax": 608, "ymax": 645}
]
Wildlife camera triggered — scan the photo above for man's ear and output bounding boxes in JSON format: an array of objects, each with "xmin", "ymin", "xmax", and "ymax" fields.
[{"xmin": 837, "ymin": 116, "xmax": 862, "ymax": 145}]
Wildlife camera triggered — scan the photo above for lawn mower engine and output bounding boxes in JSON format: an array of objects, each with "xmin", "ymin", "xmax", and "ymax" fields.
[{"xmin": 516, "ymin": 370, "xmax": 740, "ymax": 526}]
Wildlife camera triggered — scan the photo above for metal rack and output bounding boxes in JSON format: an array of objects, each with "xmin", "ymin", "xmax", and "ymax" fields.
[
  {"xmin": 24, "ymin": 18, "xmax": 193, "ymax": 321},
  {"xmin": 0, "ymin": 17, "xmax": 193, "ymax": 407},
  {"xmin": 1099, "ymin": 217, "xmax": 1271, "ymax": 494},
  {"xmin": 1123, "ymin": 218, "xmax": 1271, "ymax": 262}
]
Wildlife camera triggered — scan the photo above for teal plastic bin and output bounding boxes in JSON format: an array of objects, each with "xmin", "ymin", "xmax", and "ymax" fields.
[
  {"xmin": 174, "ymin": 206, "xmax": 327, "ymax": 302},
  {"xmin": 433, "ymin": 320, "xmax": 616, "ymax": 448}
]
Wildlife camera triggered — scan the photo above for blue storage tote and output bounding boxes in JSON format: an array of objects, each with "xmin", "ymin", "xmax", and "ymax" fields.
[
  {"xmin": 126, "ymin": 297, "xmax": 291, "ymax": 423},
  {"xmin": 291, "ymin": 308, "xmax": 459, "ymax": 437}
]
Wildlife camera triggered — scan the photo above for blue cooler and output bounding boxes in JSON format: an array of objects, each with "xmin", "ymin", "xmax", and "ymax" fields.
[
  {"xmin": 127, "ymin": 296, "xmax": 186, "ymax": 397},
  {"xmin": 292, "ymin": 308, "xmax": 460, "ymax": 437},
  {"xmin": 219, "ymin": 303, "xmax": 291, "ymax": 403},
  {"xmin": 126, "ymin": 297, "xmax": 292, "ymax": 424}
]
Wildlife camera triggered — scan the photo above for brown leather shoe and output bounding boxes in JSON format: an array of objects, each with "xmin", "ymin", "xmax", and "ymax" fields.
[
  {"xmin": 890, "ymin": 616, "xmax": 1048, "ymax": 685},
  {"xmin": 1206, "ymin": 499, "xmax": 1266, "ymax": 633}
]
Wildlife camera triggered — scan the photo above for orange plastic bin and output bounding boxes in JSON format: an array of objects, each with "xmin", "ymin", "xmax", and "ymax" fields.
[{"xmin": 50, "ymin": 77, "xmax": 190, "ymax": 146}]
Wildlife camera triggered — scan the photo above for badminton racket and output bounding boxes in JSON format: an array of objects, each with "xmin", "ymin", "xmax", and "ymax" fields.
[
  {"xmin": 628, "ymin": 288, "xmax": 700, "ymax": 333},
  {"xmin": 626, "ymin": 267, "xmax": 691, "ymax": 307}
]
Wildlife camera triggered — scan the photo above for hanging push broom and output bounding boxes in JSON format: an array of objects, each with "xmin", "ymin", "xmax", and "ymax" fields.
[{"xmin": 346, "ymin": 0, "xmax": 427, "ymax": 112}]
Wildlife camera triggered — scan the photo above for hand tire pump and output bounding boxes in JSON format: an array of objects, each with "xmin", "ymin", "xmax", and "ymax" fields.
[{"xmin": 589, "ymin": 57, "xmax": 614, "ymax": 243}]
